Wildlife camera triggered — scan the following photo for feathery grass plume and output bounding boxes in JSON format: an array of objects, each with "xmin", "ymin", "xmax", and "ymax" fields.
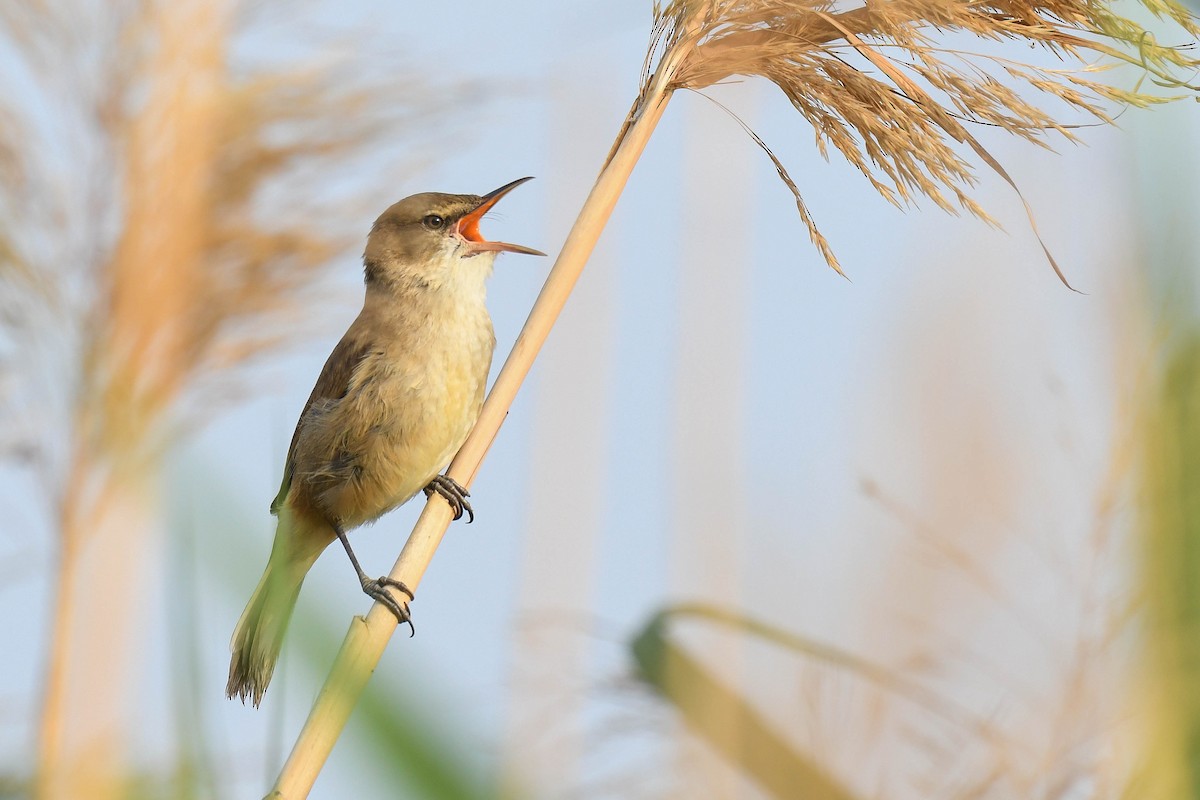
[
  {"xmin": 643, "ymin": 0, "xmax": 1200, "ymax": 285},
  {"xmin": 630, "ymin": 604, "xmax": 1021, "ymax": 798},
  {"xmin": 0, "ymin": 1, "xmax": 458, "ymax": 795}
]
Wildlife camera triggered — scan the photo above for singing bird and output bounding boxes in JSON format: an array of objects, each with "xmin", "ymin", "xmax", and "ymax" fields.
[{"xmin": 227, "ymin": 177, "xmax": 544, "ymax": 706}]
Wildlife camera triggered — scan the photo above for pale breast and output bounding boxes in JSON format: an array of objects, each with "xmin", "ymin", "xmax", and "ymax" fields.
[{"xmin": 318, "ymin": 303, "xmax": 495, "ymax": 526}]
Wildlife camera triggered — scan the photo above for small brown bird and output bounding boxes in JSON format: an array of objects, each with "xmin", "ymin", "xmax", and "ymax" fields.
[{"xmin": 227, "ymin": 177, "xmax": 543, "ymax": 706}]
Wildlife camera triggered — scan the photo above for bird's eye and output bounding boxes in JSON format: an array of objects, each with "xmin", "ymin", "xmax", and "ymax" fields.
[{"xmin": 422, "ymin": 214, "xmax": 446, "ymax": 230}]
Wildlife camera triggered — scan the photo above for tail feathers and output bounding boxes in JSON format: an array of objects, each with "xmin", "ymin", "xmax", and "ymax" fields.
[{"xmin": 226, "ymin": 562, "xmax": 306, "ymax": 707}]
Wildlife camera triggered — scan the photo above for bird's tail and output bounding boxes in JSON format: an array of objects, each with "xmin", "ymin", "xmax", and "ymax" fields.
[{"xmin": 227, "ymin": 512, "xmax": 327, "ymax": 707}]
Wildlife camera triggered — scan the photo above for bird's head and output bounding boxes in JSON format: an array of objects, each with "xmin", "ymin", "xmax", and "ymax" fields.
[{"xmin": 364, "ymin": 176, "xmax": 544, "ymax": 291}]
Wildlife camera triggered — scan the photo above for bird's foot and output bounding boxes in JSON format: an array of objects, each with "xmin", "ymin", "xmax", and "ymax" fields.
[
  {"xmin": 424, "ymin": 475, "xmax": 474, "ymax": 523},
  {"xmin": 361, "ymin": 576, "xmax": 415, "ymax": 636}
]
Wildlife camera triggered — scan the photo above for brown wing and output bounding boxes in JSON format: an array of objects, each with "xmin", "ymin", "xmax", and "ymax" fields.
[{"xmin": 270, "ymin": 321, "xmax": 376, "ymax": 515}]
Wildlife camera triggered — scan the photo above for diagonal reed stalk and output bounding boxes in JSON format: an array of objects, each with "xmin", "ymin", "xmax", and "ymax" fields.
[
  {"xmin": 270, "ymin": 0, "xmax": 1200, "ymax": 795},
  {"xmin": 266, "ymin": 39, "xmax": 687, "ymax": 800}
]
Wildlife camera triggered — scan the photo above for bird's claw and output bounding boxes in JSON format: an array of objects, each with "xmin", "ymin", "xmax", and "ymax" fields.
[
  {"xmin": 424, "ymin": 475, "xmax": 474, "ymax": 523},
  {"xmin": 361, "ymin": 577, "xmax": 415, "ymax": 636}
]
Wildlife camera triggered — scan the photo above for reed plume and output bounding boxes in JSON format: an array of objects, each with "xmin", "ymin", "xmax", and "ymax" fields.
[
  {"xmin": 0, "ymin": 2, "xmax": 455, "ymax": 796},
  {"xmin": 643, "ymin": 0, "xmax": 1200, "ymax": 284}
]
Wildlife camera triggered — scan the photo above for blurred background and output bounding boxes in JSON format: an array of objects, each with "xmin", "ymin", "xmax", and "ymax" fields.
[{"xmin": 2, "ymin": 1, "xmax": 1199, "ymax": 798}]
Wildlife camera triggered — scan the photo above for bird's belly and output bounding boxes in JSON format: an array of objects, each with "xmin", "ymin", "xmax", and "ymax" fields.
[{"xmin": 319, "ymin": 342, "xmax": 489, "ymax": 527}]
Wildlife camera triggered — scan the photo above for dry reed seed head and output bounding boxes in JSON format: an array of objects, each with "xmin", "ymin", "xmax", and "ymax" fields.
[
  {"xmin": 644, "ymin": 0, "xmax": 1200, "ymax": 282},
  {"xmin": 0, "ymin": 1, "xmax": 465, "ymax": 459}
]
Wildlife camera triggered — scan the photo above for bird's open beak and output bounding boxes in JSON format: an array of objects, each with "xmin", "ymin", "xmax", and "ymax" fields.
[{"xmin": 457, "ymin": 176, "xmax": 546, "ymax": 256}]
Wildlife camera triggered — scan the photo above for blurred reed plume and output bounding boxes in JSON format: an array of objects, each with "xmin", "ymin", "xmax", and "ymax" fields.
[
  {"xmin": 641, "ymin": 0, "xmax": 1200, "ymax": 282},
  {"xmin": 0, "ymin": 1, "xmax": 458, "ymax": 796}
]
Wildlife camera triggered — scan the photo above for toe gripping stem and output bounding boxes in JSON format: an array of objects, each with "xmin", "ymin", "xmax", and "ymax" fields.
[
  {"xmin": 424, "ymin": 474, "xmax": 474, "ymax": 523},
  {"xmin": 361, "ymin": 575, "xmax": 415, "ymax": 637},
  {"xmin": 335, "ymin": 523, "xmax": 416, "ymax": 636}
]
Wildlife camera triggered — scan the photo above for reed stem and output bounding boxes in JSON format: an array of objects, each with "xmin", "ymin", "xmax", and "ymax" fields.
[{"xmin": 268, "ymin": 45, "xmax": 681, "ymax": 800}]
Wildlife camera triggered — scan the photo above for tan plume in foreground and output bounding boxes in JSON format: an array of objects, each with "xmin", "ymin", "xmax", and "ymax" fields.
[{"xmin": 0, "ymin": 1, "xmax": 463, "ymax": 795}]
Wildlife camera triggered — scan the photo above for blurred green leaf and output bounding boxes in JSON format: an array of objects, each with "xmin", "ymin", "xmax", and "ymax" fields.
[
  {"xmin": 1140, "ymin": 333, "xmax": 1200, "ymax": 799},
  {"xmin": 282, "ymin": 611, "xmax": 508, "ymax": 800},
  {"xmin": 349, "ymin": 674, "xmax": 502, "ymax": 800},
  {"xmin": 0, "ymin": 775, "xmax": 27, "ymax": 799},
  {"xmin": 631, "ymin": 605, "xmax": 865, "ymax": 800},
  {"xmin": 191, "ymin": 459, "xmax": 515, "ymax": 800}
]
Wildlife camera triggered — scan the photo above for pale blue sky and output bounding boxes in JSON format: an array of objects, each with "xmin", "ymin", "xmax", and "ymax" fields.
[{"xmin": 4, "ymin": 1, "xmax": 1197, "ymax": 797}]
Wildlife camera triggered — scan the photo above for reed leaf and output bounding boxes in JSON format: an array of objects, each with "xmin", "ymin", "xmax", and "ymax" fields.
[{"xmin": 632, "ymin": 607, "xmax": 865, "ymax": 800}]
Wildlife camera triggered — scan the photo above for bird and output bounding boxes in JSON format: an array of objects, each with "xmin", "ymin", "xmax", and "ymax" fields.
[{"xmin": 226, "ymin": 177, "xmax": 544, "ymax": 706}]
